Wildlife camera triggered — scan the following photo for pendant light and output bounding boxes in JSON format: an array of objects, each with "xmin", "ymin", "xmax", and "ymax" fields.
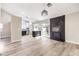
[
  {"xmin": 47, "ymin": 3, "xmax": 53, "ymax": 7},
  {"xmin": 41, "ymin": 3, "xmax": 48, "ymax": 16}
]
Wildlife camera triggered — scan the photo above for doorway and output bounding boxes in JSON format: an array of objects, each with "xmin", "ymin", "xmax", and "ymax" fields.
[{"xmin": 41, "ymin": 23, "xmax": 50, "ymax": 37}]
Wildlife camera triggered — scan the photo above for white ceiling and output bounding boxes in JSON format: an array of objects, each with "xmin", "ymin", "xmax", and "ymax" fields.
[{"xmin": 1, "ymin": 3, "xmax": 79, "ymax": 22}]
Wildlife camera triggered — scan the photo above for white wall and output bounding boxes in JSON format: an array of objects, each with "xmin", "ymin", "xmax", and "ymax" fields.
[
  {"xmin": 0, "ymin": 9, "xmax": 22, "ymax": 43},
  {"xmin": 0, "ymin": 3, "xmax": 1, "ymax": 21},
  {"xmin": 0, "ymin": 4, "xmax": 1, "ymax": 37},
  {"xmin": 11, "ymin": 15, "xmax": 21, "ymax": 42},
  {"xmin": 66, "ymin": 12, "xmax": 79, "ymax": 44},
  {"xmin": 1, "ymin": 10, "xmax": 11, "ymax": 24},
  {"xmin": 1, "ymin": 22, "xmax": 11, "ymax": 38},
  {"xmin": 0, "ymin": 10, "xmax": 11, "ymax": 38}
]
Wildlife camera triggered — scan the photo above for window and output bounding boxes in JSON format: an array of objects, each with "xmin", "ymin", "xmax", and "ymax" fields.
[
  {"xmin": 22, "ymin": 17, "xmax": 29, "ymax": 30},
  {"xmin": 0, "ymin": 23, "xmax": 3, "ymax": 32},
  {"xmin": 34, "ymin": 24, "xmax": 39, "ymax": 31}
]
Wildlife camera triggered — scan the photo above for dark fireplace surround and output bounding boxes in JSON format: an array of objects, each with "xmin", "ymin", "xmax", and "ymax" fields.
[{"xmin": 50, "ymin": 15, "xmax": 65, "ymax": 42}]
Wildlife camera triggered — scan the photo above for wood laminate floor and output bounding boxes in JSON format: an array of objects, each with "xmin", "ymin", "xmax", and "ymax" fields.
[{"xmin": 0, "ymin": 35, "xmax": 79, "ymax": 56}]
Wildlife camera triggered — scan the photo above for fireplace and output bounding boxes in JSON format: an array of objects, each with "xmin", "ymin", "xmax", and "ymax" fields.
[
  {"xmin": 50, "ymin": 15, "xmax": 65, "ymax": 42},
  {"xmin": 52, "ymin": 32, "xmax": 60, "ymax": 41}
]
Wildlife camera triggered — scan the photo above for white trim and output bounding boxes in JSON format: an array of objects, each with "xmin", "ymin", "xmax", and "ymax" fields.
[
  {"xmin": 0, "ymin": 37, "xmax": 11, "ymax": 39},
  {"xmin": 11, "ymin": 40, "xmax": 21, "ymax": 43},
  {"xmin": 66, "ymin": 40, "xmax": 79, "ymax": 45}
]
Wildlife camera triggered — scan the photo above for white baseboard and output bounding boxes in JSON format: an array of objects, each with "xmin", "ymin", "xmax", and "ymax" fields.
[
  {"xmin": 0, "ymin": 36, "xmax": 11, "ymax": 39},
  {"xmin": 11, "ymin": 40, "xmax": 21, "ymax": 43},
  {"xmin": 66, "ymin": 40, "xmax": 79, "ymax": 45},
  {"xmin": 6, "ymin": 40, "xmax": 21, "ymax": 45}
]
